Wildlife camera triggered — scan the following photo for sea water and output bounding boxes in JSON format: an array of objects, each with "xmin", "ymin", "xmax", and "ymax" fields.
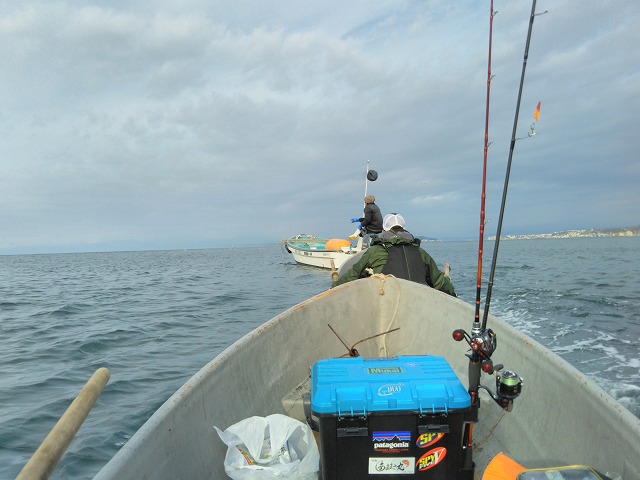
[{"xmin": 1, "ymin": 237, "xmax": 638, "ymax": 479}]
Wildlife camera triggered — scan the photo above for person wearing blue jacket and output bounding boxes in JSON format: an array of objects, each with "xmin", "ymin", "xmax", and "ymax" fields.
[{"xmin": 350, "ymin": 195, "xmax": 383, "ymax": 235}]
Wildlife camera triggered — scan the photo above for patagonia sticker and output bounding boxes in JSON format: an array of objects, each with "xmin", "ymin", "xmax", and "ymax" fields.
[
  {"xmin": 416, "ymin": 432, "xmax": 444, "ymax": 449},
  {"xmin": 417, "ymin": 447, "xmax": 447, "ymax": 471},
  {"xmin": 368, "ymin": 457, "xmax": 415, "ymax": 474},
  {"xmin": 373, "ymin": 431, "xmax": 411, "ymax": 453}
]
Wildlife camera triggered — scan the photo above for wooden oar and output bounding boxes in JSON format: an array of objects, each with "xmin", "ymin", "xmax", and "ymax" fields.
[
  {"xmin": 16, "ymin": 367, "xmax": 111, "ymax": 480},
  {"xmin": 330, "ymin": 259, "xmax": 339, "ymax": 283}
]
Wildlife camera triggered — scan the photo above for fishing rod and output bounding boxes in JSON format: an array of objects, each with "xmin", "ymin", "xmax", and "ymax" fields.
[
  {"xmin": 457, "ymin": 4, "xmax": 497, "ymax": 469},
  {"xmin": 451, "ymin": 2, "xmax": 544, "ymax": 473},
  {"xmin": 482, "ymin": 0, "xmax": 546, "ymax": 331},
  {"xmin": 459, "ymin": 0, "xmax": 498, "ymax": 411},
  {"xmin": 473, "ymin": 0, "xmax": 495, "ymax": 345},
  {"xmin": 454, "ymin": 0, "xmax": 545, "ymax": 412}
]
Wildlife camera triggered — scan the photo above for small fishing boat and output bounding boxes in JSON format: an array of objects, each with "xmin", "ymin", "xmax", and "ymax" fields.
[
  {"xmin": 93, "ymin": 278, "xmax": 640, "ymax": 479},
  {"xmin": 284, "ymin": 234, "xmax": 366, "ymax": 270},
  {"xmin": 285, "ymin": 161, "xmax": 378, "ymax": 271}
]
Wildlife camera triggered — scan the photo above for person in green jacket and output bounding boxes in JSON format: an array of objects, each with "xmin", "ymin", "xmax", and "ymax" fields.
[{"xmin": 332, "ymin": 213, "xmax": 456, "ymax": 296}]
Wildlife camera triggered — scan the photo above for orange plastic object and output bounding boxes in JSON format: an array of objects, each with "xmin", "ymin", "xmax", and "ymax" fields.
[
  {"xmin": 482, "ymin": 452, "xmax": 526, "ymax": 480},
  {"xmin": 325, "ymin": 239, "xmax": 351, "ymax": 250}
]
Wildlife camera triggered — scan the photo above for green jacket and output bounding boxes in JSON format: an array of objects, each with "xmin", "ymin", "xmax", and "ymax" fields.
[{"xmin": 332, "ymin": 232, "xmax": 456, "ymax": 296}]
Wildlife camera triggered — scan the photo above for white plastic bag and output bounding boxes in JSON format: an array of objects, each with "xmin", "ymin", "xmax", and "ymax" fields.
[{"xmin": 214, "ymin": 414, "xmax": 320, "ymax": 479}]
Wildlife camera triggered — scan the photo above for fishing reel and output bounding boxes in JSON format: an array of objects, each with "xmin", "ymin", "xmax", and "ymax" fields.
[
  {"xmin": 452, "ymin": 327, "xmax": 498, "ymax": 372},
  {"xmin": 492, "ymin": 370, "xmax": 523, "ymax": 412},
  {"xmin": 452, "ymin": 327, "xmax": 523, "ymax": 412}
]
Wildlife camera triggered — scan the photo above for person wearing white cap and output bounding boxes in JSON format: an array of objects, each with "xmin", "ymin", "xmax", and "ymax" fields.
[{"xmin": 333, "ymin": 213, "xmax": 456, "ymax": 296}]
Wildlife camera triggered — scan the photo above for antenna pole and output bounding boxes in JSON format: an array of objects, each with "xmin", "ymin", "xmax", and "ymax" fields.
[{"xmin": 364, "ymin": 160, "xmax": 370, "ymax": 200}]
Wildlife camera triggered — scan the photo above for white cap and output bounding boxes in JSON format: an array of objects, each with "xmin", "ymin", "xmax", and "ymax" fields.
[{"xmin": 383, "ymin": 213, "xmax": 405, "ymax": 231}]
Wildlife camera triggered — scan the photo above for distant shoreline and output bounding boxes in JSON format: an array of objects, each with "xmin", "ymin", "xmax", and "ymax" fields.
[{"xmin": 488, "ymin": 226, "xmax": 640, "ymax": 241}]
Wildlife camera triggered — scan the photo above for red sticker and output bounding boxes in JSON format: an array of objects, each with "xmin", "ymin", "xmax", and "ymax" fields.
[{"xmin": 416, "ymin": 447, "xmax": 447, "ymax": 471}]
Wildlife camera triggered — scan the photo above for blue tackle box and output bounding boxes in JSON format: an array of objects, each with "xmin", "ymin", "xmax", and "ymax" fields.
[{"xmin": 310, "ymin": 355, "xmax": 474, "ymax": 479}]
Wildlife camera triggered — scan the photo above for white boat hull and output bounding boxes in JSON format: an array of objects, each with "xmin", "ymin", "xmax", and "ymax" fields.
[
  {"xmin": 287, "ymin": 244, "xmax": 361, "ymax": 269},
  {"xmin": 285, "ymin": 235, "xmax": 366, "ymax": 270},
  {"xmin": 95, "ymin": 278, "xmax": 640, "ymax": 479}
]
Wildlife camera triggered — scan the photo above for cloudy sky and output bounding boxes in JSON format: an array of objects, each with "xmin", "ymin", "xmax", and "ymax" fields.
[{"xmin": 1, "ymin": 1, "xmax": 638, "ymax": 254}]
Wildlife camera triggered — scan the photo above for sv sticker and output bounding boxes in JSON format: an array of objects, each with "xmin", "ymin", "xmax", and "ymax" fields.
[{"xmin": 416, "ymin": 432, "xmax": 444, "ymax": 449}]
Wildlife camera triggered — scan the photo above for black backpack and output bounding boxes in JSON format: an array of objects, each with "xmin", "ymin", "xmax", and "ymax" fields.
[{"xmin": 381, "ymin": 244, "xmax": 428, "ymax": 285}]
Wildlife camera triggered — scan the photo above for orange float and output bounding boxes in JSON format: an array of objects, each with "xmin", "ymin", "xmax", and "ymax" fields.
[{"xmin": 324, "ymin": 239, "xmax": 351, "ymax": 251}]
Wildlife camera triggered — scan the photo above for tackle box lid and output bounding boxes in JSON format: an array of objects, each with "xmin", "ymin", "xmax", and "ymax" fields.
[{"xmin": 311, "ymin": 355, "xmax": 471, "ymax": 416}]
